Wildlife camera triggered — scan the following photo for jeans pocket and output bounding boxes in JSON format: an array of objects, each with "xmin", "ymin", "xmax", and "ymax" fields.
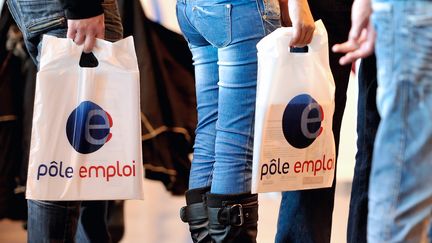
[
  {"xmin": 27, "ymin": 16, "xmax": 66, "ymax": 37},
  {"xmin": 193, "ymin": 4, "xmax": 232, "ymax": 48}
]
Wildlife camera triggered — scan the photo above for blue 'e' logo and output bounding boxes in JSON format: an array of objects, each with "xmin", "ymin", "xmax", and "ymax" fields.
[
  {"xmin": 282, "ymin": 94, "xmax": 323, "ymax": 149},
  {"xmin": 66, "ymin": 101, "xmax": 113, "ymax": 154}
]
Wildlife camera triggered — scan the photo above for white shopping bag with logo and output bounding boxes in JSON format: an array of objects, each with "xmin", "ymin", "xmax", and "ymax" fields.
[
  {"xmin": 26, "ymin": 35, "xmax": 144, "ymax": 200},
  {"xmin": 252, "ymin": 20, "xmax": 336, "ymax": 193}
]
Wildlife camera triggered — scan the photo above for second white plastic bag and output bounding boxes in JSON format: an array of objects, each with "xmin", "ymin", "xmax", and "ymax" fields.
[{"xmin": 252, "ymin": 20, "xmax": 336, "ymax": 193}]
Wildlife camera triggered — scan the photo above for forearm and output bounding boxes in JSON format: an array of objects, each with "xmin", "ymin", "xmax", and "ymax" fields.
[
  {"xmin": 59, "ymin": 0, "xmax": 103, "ymax": 19},
  {"xmin": 278, "ymin": 0, "xmax": 315, "ymax": 46},
  {"xmin": 279, "ymin": 0, "xmax": 291, "ymax": 26}
]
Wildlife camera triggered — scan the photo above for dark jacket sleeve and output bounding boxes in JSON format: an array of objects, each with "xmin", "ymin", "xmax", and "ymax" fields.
[{"xmin": 60, "ymin": 0, "xmax": 104, "ymax": 19}]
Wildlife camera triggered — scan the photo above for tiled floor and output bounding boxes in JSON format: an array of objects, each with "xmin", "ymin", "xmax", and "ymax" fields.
[{"xmin": 0, "ymin": 178, "xmax": 352, "ymax": 243}]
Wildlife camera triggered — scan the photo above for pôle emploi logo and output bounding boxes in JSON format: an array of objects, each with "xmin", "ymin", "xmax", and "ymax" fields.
[
  {"xmin": 260, "ymin": 94, "xmax": 334, "ymax": 180},
  {"xmin": 36, "ymin": 101, "xmax": 138, "ymax": 182},
  {"xmin": 66, "ymin": 101, "xmax": 112, "ymax": 154},
  {"xmin": 282, "ymin": 94, "xmax": 323, "ymax": 149}
]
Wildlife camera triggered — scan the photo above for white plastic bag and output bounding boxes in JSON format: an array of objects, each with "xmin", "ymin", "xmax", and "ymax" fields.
[
  {"xmin": 26, "ymin": 35, "xmax": 144, "ymax": 200},
  {"xmin": 252, "ymin": 20, "xmax": 336, "ymax": 193}
]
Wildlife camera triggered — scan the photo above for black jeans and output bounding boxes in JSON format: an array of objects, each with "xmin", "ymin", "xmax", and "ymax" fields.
[{"xmin": 347, "ymin": 55, "xmax": 379, "ymax": 243}]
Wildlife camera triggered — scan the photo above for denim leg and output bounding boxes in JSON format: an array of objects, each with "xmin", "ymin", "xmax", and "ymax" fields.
[
  {"xmin": 347, "ymin": 55, "xmax": 379, "ymax": 243},
  {"xmin": 188, "ymin": 44, "xmax": 219, "ymax": 189},
  {"xmin": 76, "ymin": 201, "xmax": 110, "ymax": 243},
  {"xmin": 211, "ymin": 1, "xmax": 279, "ymax": 194},
  {"xmin": 28, "ymin": 200, "xmax": 111, "ymax": 243},
  {"xmin": 275, "ymin": 4, "xmax": 352, "ymax": 242},
  {"xmin": 176, "ymin": 0, "xmax": 219, "ymax": 189},
  {"xmin": 368, "ymin": 1, "xmax": 432, "ymax": 242},
  {"xmin": 28, "ymin": 200, "xmax": 80, "ymax": 243},
  {"xmin": 210, "ymin": 37, "xmax": 262, "ymax": 194}
]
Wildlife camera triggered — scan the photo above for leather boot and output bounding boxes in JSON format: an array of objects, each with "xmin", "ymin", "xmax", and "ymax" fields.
[
  {"xmin": 207, "ymin": 192, "xmax": 258, "ymax": 243},
  {"xmin": 180, "ymin": 187, "xmax": 212, "ymax": 243}
]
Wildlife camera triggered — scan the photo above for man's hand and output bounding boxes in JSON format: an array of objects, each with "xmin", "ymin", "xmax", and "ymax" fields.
[
  {"xmin": 67, "ymin": 13, "xmax": 105, "ymax": 53},
  {"xmin": 332, "ymin": 0, "xmax": 374, "ymax": 65},
  {"xmin": 280, "ymin": 0, "xmax": 315, "ymax": 47}
]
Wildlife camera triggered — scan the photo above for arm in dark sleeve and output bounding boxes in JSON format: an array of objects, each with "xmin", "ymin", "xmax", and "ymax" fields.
[{"xmin": 59, "ymin": 0, "xmax": 104, "ymax": 19}]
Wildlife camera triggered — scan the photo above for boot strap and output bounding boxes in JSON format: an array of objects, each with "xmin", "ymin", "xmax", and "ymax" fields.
[
  {"xmin": 180, "ymin": 202, "xmax": 207, "ymax": 222},
  {"xmin": 217, "ymin": 203, "xmax": 258, "ymax": 227}
]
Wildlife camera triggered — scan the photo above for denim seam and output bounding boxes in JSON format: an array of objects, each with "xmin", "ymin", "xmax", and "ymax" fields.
[
  {"xmin": 385, "ymin": 83, "xmax": 407, "ymax": 241},
  {"xmin": 221, "ymin": 4, "xmax": 232, "ymax": 48},
  {"xmin": 395, "ymin": 82, "xmax": 408, "ymax": 236},
  {"xmin": 384, "ymin": 8, "xmax": 400, "ymax": 239},
  {"xmin": 255, "ymin": 0, "xmax": 268, "ymax": 38},
  {"xmin": 181, "ymin": 3, "xmax": 201, "ymax": 42},
  {"xmin": 243, "ymin": 113, "xmax": 255, "ymax": 192},
  {"xmin": 207, "ymin": 167, "xmax": 215, "ymax": 188}
]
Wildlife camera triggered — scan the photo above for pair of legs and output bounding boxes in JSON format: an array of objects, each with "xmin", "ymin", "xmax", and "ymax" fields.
[
  {"xmin": 177, "ymin": 0, "xmax": 280, "ymax": 242},
  {"xmin": 7, "ymin": 0, "xmax": 123, "ymax": 241},
  {"xmin": 349, "ymin": 40, "xmax": 432, "ymax": 243},
  {"xmin": 348, "ymin": 45, "xmax": 432, "ymax": 243}
]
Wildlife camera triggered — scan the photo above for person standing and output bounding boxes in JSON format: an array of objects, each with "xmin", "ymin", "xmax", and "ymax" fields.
[
  {"xmin": 176, "ymin": 0, "xmax": 315, "ymax": 242},
  {"xmin": 333, "ymin": 0, "xmax": 432, "ymax": 241},
  {"xmin": 7, "ymin": 0, "xmax": 123, "ymax": 241},
  {"xmin": 275, "ymin": 0, "xmax": 353, "ymax": 242}
]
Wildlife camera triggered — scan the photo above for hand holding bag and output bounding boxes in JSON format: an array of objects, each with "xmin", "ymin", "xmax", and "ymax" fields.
[
  {"xmin": 26, "ymin": 35, "xmax": 144, "ymax": 200},
  {"xmin": 252, "ymin": 20, "xmax": 336, "ymax": 193}
]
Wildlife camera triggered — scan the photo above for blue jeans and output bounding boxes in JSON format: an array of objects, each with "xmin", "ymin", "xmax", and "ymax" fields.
[
  {"xmin": 7, "ymin": 0, "xmax": 123, "ymax": 242},
  {"xmin": 368, "ymin": 1, "xmax": 432, "ymax": 242},
  {"xmin": 275, "ymin": 1, "xmax": 353, "ymax": 242},
  {"xmin": 28, "ymin": 200, "xmax": 110, "ymax": 243},
  {"xmin": 176, "ymin": 0, "xmax": 281, "ymax": 194}
]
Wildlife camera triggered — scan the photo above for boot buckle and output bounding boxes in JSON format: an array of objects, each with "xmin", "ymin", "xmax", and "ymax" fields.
[{"xmin": 230, "ymin": 204, "xmax": 244, "ymax": 226}]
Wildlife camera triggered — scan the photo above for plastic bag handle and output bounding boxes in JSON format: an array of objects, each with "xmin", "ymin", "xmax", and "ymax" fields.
[
  {"xmin": 39, "ymin": 35, "xmax": 137, "ymax": 71},
  {"xmin": 287, "ymin": 19, "xmax": 327, "ymax": 52}
]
